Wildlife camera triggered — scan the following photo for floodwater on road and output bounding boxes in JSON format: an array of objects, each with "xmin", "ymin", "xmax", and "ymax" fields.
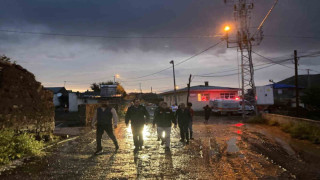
[{"xmin": 1, "ymin": 116, "xmax": 319, "ymax": 179}]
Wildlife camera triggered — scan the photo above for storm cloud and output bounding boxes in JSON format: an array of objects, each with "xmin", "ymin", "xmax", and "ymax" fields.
[{"xmin": 0, "ymin": 0, "xmax": 319, "ymax": 92}]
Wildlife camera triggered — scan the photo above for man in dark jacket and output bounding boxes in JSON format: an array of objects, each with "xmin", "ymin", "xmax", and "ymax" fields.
[
  {"xmin": 153, "ymin": 102, "xmax": 177, "ymax": 150},
  {"xmin": 175, "ymin": 103, "xmax": 192, "ymax": 144},
  {"xmin": 125, "ymin": 99, "xmax": 150, "ymax": 152},
  {"xmin": 154, "ymin": 101, "xmax": 164, "ymax": 141},
  {"xmin": 203, "ymin": 105, "xmax": 212, "ymax": 124},
  {"xmin": 187, "ymin": 102, "xmax": 194, "ymax": 140},
  {"xmin": 91, "ymin": 101, "xmax": 119, "ymax": 155}
]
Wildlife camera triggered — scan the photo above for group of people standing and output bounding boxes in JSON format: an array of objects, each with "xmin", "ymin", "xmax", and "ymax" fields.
[
  {"xmin": 152, "ymin": 101, "xmax": 194, "ymax": 150},
  {"xmin": 91, "ymin": 99, "xmax": 198, "ymax": 154}
]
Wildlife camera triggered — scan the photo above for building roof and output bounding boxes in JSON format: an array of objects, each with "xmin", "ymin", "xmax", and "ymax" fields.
[
  {"xmin": 79, "ymin": 91, "xmax": 100, "ymax": 98},
  {"xmin": 270, "ymin": 83, "xmax": 296, "ymax": 89},
  {"xmin": 159, "ymin": 85, "xmax": 239, "ymax": 95},
  {"xmin": 44, "ymin": 87, "xmax": 66, "ymax": 94}
]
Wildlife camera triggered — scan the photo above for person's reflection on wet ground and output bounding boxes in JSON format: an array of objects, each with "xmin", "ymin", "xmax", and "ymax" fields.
[{"xmin": 159, "ymin": 149, "xmax": 174, "ymax": 178}]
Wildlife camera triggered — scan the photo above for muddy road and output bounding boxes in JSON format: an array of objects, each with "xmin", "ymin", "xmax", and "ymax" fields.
[{"xmin": 1, "ymin": 116, "xmax": 319, "ymax": 179}]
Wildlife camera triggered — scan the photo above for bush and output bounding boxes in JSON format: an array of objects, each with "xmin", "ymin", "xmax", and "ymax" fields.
[
  {"xmin": 247, "ymin": 115, "xmax": 267, "ymax": 124},
  {"xmin": 280, "ymin": 122, "xmax": 320, "ymax": 144},
  {"xmin": 288, "ymin": 123, "xmax": 320, "ymax": 144},
  {"xmin": 0, "ymin": 129, "xmax": 44, "ymax": 165},
  {"xmin": 118, "ymin": 104, "xmax": 127, "ymax": 118},
  {"xmin": 280, "ymin": 123, "xmax": 292, "ymax": 133},
  {"xmin": 267, "ymin": 120, "xmax": 280, "ymax": 126}
]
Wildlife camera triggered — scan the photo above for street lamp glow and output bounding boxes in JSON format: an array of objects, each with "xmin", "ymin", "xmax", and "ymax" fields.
[
  {"xmin": 224, "ymin": 26, "xmax": 230, "ymax": 32},
  {"xmin": 115, "ymin": 74, "xmax": 120, "ymax": 78}
]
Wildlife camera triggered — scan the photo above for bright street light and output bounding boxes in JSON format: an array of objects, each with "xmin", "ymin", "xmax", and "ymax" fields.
[
  {"xmin": 224, "ymin": 26, "xmax": 230, "ymax": 32},
  {"xmin": 114, "ymin": 74, "xmax": 120, "ymax": 84}
]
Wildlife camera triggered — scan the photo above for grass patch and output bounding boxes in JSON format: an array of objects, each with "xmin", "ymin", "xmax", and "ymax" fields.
[
  {"xmin": 248, "ymin": 115, "xmax": 320, "ymax": 144},
  {"xmin": 286, "ymin": 123, "xmax": 320, "ymax": 144},
  {"xmin": 247, "ymin": 115, "xmax": 267, "ymax": 124},
  {"xmin": 0, "ymin": 129, "xmax": 44, "ymax": 165},
  {"xmin": 267, "ymin": 120, "xmax": 280, "ymax": 126}
]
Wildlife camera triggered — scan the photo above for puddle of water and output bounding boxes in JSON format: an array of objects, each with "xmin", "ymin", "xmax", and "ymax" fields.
[
  {"xmin": 274, "ymin": 138, "xmax": 296, "ymax": 156},
  {"xmin": 232, "ymin": 123, "xmax": 245, "ymax": 127},
  {"xmin": 226, "ymin": 137, "xmax": 240, "ymax": 153}
]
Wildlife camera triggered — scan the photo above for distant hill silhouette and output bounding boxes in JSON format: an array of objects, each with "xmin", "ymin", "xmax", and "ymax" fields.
[{"xmin": 277, "ymin": 74, "xmax": 320, "ymax": 88}]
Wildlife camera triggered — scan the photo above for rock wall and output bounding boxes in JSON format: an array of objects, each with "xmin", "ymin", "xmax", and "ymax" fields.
[
  {"xmin": 262, "ymin": 113, "xmax": 320, "ymax": 128},
  {"xmin": 0, "ymin": 61, "xmax": 55, "ymax": 133}
]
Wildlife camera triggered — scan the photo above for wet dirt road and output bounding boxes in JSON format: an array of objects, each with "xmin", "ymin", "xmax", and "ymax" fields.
[{"xmin": 1, "ymin": 116, "xmax": 319, "ymax": 179}]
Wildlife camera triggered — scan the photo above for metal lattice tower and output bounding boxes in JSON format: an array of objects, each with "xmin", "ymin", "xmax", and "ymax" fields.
[{"xmin": 224, "ymin": 0, "xmax": 264, "ymax": 116}]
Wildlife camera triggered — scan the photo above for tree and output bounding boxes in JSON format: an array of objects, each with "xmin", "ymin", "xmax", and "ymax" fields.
[
  {"xmin": 90, "ymin": 83, "xmax": 100, "ymax": 92},
  {"xmin": 90, "ymin": 81, "xmax": 126, "ymax": 96},
  {"xmin": 301, "ymin": 86, "xmax": 320, "ymax": 109},
  {"xmin": 0, "ymin": 55, "xmax": 11, "ymax": 62}
]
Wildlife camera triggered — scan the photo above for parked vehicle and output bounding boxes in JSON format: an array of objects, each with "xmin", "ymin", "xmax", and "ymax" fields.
[
  {"xmin": 209, "ymin": 99, "xmax": 254, "ymax": 115},
  {"xmin": 209, "ymin": 99, "xmax": 239, "ymax": 115},
  {"xmin": 145, "ymin": 105, "xmax": 157, "ymax": 120}
]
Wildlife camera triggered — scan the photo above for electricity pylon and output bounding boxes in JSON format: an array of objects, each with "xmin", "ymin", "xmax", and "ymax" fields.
[{"xmin": 223, "ymin": 0, "xmax": 278, "ymax": 117}]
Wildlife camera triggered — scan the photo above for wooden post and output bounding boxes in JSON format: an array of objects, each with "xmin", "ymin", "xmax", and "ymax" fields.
[
  {"xmin": 187, "ymin": 74, "xmax": 192, "ymax": 104},
  {"xmin": 294, "ymin": 50, "xmax": 299, "ymax": 116}
]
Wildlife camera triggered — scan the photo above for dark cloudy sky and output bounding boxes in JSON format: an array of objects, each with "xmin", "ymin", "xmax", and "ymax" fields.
[{"xmin": 1, "ymin": 0, "xmax": 319, "ymax": 92}]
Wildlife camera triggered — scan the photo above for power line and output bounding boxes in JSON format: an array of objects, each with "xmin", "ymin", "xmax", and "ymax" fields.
[
  {"xmin": 252, "ymin": 51, "xmax": 320, "ymax": 72},
  {"xmin": 0, "ymin": 29, "xmax": 219, "ymax": 39},
  {"xmin": 130, "ymin": 40, "xmax": 223, "ymax": 79},
  {"xmin": 194, "ymin": 58, "xmax": 291, "ymax": 77},
  {"xmin": 194, "ymin": 63, "xmax": 277, "ymax": 78},
  {"xmin": 175, "ymin": 41, "xmax": 223, "ymax": 66},
  {"xmin": 264, "ymin": 35, "xmax": 320, "ymax": 40},
  {"xmin": 3, "ymin": 28, "xmax": 320, "ymax": 41}
]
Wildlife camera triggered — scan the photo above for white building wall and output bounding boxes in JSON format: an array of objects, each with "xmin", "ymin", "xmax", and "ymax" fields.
[
  {"xmin": 163, "ymin": 90, "xmax": 239, "ymax": 111},
  {"xmin": 53, "ymin": 94, "xmax": 60, "ymax": 107},
  {"xmin": 68, "ymin": 93, "xmax": 78, "ymax": 112}
]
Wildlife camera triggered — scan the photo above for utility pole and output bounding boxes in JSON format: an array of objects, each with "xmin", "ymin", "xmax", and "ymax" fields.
[
  {"xmin": 187, "ymin": 74, "xmax": 192, "ymax": 104},
  {"xmin": 170, "ymin": 60, "xmax": 178, "ymax": 105},
  {"xmin": 294, "ymin": 50, "xmax": 299, "ymax": 116},
  {"xmin": 306, "ymin": 69, "xmax": 310, "ymax": 88},
  {"xmin": 64, "ymin": 81, "xmax": 66, "ymax": 87},
  {"xmin": 139, "ymin": 83, "xmax": 142, "ymax": 94},
  {"xmin": 151, "ymin": 86, "xmax": 153, "ymax": 93}
]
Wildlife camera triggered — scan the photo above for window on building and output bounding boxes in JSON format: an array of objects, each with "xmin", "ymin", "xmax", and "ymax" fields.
[
  {"xmin": 220, "ymin": 92, "xmax": 236, "ymax": 99},
  {"xmin": 198, "ymin": 93, "xmax": 210, "ymax": 101}
]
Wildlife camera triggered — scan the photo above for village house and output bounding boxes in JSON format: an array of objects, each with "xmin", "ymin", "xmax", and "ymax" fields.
[
  {"xmin": 266, "ymin": 74, "xmax": 320, "ymax": 107},
  {"xmin": 160, "ymin": 82, "xmax": 239, "ymax": 111},
  {"xmin": 44, "ymin": 87, "xmax": 69, "ymax": 107}
]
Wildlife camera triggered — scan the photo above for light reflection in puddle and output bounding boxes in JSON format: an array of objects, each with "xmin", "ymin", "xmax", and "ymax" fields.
[
  {"xmin": 126, "ymin": 124, "xmax": 151, "ymax": 140},
  {"xmin": 232, "ymin": 123, "xmax": 245, "ymax": 127},
  {"xmin": 143, "ymin": 125, "xmax": 151, "ymax": 140}
]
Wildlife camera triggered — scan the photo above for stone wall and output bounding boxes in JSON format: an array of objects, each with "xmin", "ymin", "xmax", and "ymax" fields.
[
  {"xmin": 262, "ymin": 113, "xmax": 320, "ymax": 128},
  {"xmin": 85, "ymin": 104, "xmax": 100, "ymax": 126},
  {"xmin": 0, "ymin": 61, "xmax": 55, "ymax": 133}
]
